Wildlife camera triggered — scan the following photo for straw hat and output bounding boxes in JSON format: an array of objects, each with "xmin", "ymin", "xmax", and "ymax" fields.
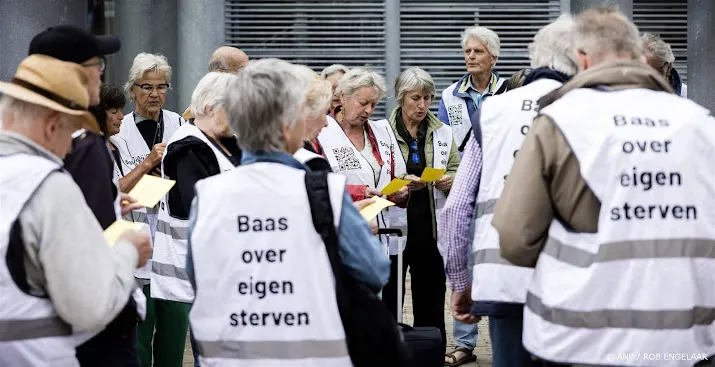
[{"xmin": 0, "ymin": 54, "xmax": 99, "ymax": 133}]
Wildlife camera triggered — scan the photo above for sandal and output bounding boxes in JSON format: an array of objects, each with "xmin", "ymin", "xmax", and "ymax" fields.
[{"xmin": 444, "ymin": 346, "xmax": 476, "ymax": 366}]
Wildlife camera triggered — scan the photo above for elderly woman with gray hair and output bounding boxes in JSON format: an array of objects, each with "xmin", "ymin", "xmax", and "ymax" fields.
[
  {"xmin": 111, "ymin": 52, "xmax": 186, "ymax": 367},
  {"xmin": 186, "ymin": 58, "xmax": 390, "ymax": 366},
  {"xmin": 641, "ymin": 32, "xmax": 687, "ymax": 97},
  {"xmin": 382, "ymin": 66, "xmax": 460, "ymax": 353},
  {"xmin": 317, "ymin": 67, "xmax": 410, "ymax": 248}
]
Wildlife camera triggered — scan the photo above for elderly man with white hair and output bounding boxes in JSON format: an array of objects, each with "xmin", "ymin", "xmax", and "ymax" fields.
[
  {"xmin": 641, "ymin": 32, "xmax": 688, "ymax": 97},
  {"xmin": 439, "ymin": 15, "xmax": 578, "ymax": 367},
  {"xmin": 494, "ymin": 7, "xmax": 715, "ymax": 366},
  {"xmin": 438, "ymin": 26, "xmax": 507, "ymax": 155},
  {"xmin": 186, "ymin": 58, "xmax": 392, "ymax": 366}
]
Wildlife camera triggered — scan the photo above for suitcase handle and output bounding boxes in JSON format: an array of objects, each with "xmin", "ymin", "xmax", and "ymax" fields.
[{"xmin": 377, "ymin": 228, "xmax": 403, "ymax": 237}]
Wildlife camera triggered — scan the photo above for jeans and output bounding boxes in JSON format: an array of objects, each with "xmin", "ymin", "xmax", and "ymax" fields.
[
  {"xmin": 453, "ymin": 319, "xmax": 478, "ymax": 349},
  {"xmin": 454, "ymin": 220, "xmax": 478, "ymax": 350},
  {"xmin": 489, "ymin": 316, "xmax": 537, "ymax": 367}
]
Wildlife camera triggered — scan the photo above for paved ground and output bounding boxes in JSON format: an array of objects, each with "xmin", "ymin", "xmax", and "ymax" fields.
[{"xmin": 182, "ymin": 274, "xmax": 492, "ymax": 366}]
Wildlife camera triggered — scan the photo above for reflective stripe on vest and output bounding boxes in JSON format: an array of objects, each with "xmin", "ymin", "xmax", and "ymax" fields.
[
  {"xmin": 524, "ymin": 88, "xmax": 715, "ymax": 365},
  {"xmin": 190, "ymin": 164, "xmax": 350, "ymax": 366},
  {"xmin": 150, "ymin": 123, "xmax": 235, "ymax": 303},
  {"xmin": 0, "ymin": 154, "xmax": 83, "ymax": 365},
  {"xmin": 387, "ymin": 123, "xmax": 452, "ymax": 255},
  {"xmin": 470, "ymin": 79, "xmax": 562, "ymax": 304}
]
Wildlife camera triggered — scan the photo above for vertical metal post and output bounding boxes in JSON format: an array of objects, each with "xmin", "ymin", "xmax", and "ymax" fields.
[
  {"xmin": 560, "ymin": 0, "xmax": 571, "ymax": 14},
  {"xmin": 687, "ymin": 0, "xmax": 715, "ymax": 111},
  {"xmin": 0, "ymin": 0, "xmax": 87, "ymax": 82},
  {"xmin": 177, "ymin": 0, "xmax": 224, "ymax": 113},
  {"xmin": 113, "ymin": 0, "xmax": 179, "ymax": 113},
  {"xmin": 569, "ymin": 0, "xmax": 633, "ymax": 19},
  {"xmin": 384, "ymin": 0, "xmax": 401, "ymax": 117}
]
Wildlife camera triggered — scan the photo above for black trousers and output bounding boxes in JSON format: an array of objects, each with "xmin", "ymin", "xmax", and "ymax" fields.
[
  {"xmin": 381, "ymin": 234, "xmax": 447, "ymax": 351},
  {"xmin": 75, "ymin": 300, "xmax": 140, "ymax": 367}
]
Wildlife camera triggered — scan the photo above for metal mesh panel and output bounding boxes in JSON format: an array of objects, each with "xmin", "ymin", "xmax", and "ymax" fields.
[
  {"xmin": 225, "ymin": 0, "xmax": 388, "ymax": 118},
  {"xmin": 633, "ymin": 0, "xmax": 688, "ymax": 83},
  {"xmin": 400, "ymin": 0, "xmax": 562, "ymax": 112}
]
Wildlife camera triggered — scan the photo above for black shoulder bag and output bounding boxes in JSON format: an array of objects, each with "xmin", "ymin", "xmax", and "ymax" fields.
[{"xmin": 305, "ymin": 171, "xmax": 410, "ymax": 367}]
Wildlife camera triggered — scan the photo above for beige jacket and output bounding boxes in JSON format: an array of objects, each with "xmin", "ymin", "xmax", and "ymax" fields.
[{"xmin": 492, "ymin": 60, "xmax": 674, "ymax": 267}]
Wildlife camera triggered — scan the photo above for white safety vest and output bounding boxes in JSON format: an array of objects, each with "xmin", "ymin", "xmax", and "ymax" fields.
[
  {"xmin": 523, "ymin": 88, "xmax": 715, "ymax": 366},
  {"xmin": 190, "ymin": 163, "xmax": 352, "ymax": 366},
  {"xmin": 318, "ymin": 116, "xmax": 407, "ymax": 252},
  {"xmin": 471, "ymin": 78, "xmax": 562, "ymax": 304},
  {"xmin": 0, "ymin": 154, "xmax": 85, "ymax": 366},
  {"xmin": 109, "ymin": 110, "xmax": 183, "ymax": 240},
  {"xmin": 294, "ymin": 147, "xmax": 325, "ymax": 167},
  {"xmin": 440, "ymin": 76, "xmax": 506, "ymax": 148},
  {"xmin": 389, "ymin": 123, "xmax": 453, "ymax": 255},
  {"xmin": 151, "ymin": 123, "xmax": 235, "ymax": 303}
]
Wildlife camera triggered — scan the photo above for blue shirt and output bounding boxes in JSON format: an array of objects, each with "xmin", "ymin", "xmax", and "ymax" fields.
[{"xmin": 186, "ymin": 150, "xmax": 390, "ymax": 292}]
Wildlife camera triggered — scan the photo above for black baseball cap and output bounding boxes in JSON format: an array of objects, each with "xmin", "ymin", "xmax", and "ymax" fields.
[{"xmin": 28, "ymin": 25, "xmax": 120, "ymax": 64}]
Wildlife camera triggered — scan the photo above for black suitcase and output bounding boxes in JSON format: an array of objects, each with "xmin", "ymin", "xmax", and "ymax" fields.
[{"xmin": 379, "ymin": 228, "xmax": 443, "ymax": 367}]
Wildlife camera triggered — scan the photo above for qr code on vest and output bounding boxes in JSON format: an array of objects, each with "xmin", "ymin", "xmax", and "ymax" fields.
[
  {"xmin": 447, "ymin": 105, "xmax": 463, "ymax": 126},
  {"xmin": 332, "ymin": 147, "xmax": 362, "ymax": 171}
]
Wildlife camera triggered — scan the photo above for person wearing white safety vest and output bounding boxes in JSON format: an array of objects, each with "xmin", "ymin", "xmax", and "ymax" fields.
[
  {"xmin": 111, "ymin": 52, "xmax": 184, "ymax": 240},
  {"xmin": 440, "ymin": 15, "xmax": 578, "ymax": 367},
  {"xmin": 187, "ymin": 58, "xmax": 390, "ymax": 366},
  {"xmin": 438, "ymin": 26, "xmax": 507, "ymax": 156},
  {"xmin": 317, "ymin": 67, "xmax": 410, "ymax": 249},
  {"xmin": 493, "ymin": 7, "xmax": 715, "ymax": 367},
  {"xmin": 148, "ymin": 72, "xmax": 242, "ymax": 367},
  {"xmin": 0, "ymin": 54, "xmax": 151, "ymax": 367},
  {"xmin": 379, "ymin": 66, "xmax": 460, "ymax": 353}
]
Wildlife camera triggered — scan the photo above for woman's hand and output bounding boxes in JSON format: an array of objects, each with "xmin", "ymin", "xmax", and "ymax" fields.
[
  {"xmin": 434, "ymin": 174, "xmax": 452, "ymax": 191},
  {"xmin": 365, "ymin": 187, "xmax": 382, "ymax": 199},
  {"xmin": 387, "ymin": 185, "xmax": 409, "ymax": 203},
  {"xmin": 146, "ymin": 143, "xmax": 166, "ymax": 167},
  {"xmin": 404, "ymin": 174, "xmax": 427, "ymax": 191},
  {"xmin": 120, "ymin": 193, "xmax": 144, "ymax": 216},
  {"xmin": 353, "ymin": 198, "xmax": 375, "ymax": 211}
]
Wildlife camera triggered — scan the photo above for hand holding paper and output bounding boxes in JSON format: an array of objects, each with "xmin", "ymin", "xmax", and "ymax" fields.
[
  {"xmin": 380, "ymin": 178, "xmax": 410, "ymax": 196},
  {"xmin": 359, "ymin": 196, "xmax": 395, "ymax": 221},
  {"xmin": 126, "ymin": 175, "xmax": 176, "ymax": 208},
  {"xmin": 104, "ymin": 220, "xmax": 144, "ymax": 246}
]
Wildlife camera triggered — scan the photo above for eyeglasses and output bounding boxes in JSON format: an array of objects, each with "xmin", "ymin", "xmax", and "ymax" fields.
[
  {"xmin": 134, "ymin": 83, "xmax": 170, "ymax": 94},
  {"xmin": 409, "ymin": 139, "xmax": 420, "ymax": 164},
  {"xmin": 82, "ymin": 56, "xmax": 106, "ymax": 72}
]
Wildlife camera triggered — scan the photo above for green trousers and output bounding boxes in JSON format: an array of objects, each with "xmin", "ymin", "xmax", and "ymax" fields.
[{"xmin": 137, "ymin": 284, "xmax": 191, "ymax": 367}]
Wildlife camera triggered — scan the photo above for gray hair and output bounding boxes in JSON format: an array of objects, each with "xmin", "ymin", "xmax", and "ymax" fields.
[
  {"xmin": 572, "ymin": 6, "xmax": 642, "ymax": 64},
  {"xmin": 0, "ymin": 96, "xmax": 70, "ymax": 130},
  {"xmin": 320, "ymin": 64, "xmax": 349, "ymax": 79},
  {"xmin": 528, "ymin": 14, "xmax": 578, "ymax": 76},
  {"xmin": 208, "ymin": 58, "xmax": 229, "ymax": 73},
  {"xmin": 124, "ymin": 53, "xmax": 173, "ymax": 98},
  {"xmin": 227, "ymin": 58, "xmax": 312, "ymax": 152},
  {"xmin": 395, "ymin": 67, "xmax": 436, "ymax": 106},
  {"xmin": 190, "ymin": 72, "xmax": 237, "ymax": 118},
  {"xmin": 336, "ymin": 67, "xmax": 387, "ymax": 101},
  {"xmin": 461, "ymin": 26, "xmax": 501, "ymax": 58},
  {"xmin": 295, "ymin": 65, "xmax": 332, "ymax": 118},
  {"xmin": 641, "ymin": 32, "xmax": 675, "ymax": 66}
]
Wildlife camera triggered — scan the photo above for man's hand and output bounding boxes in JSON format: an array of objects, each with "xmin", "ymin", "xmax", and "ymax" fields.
[
  {"xmin": 404, "ymin": 174, "xmax": 427, "ymax": 191},
  {"xmin": 119, "ymin": 231, "xmax": 152, "ymax": 268},
  {"xmin": 434, "ymin": 174, "xmax": 453, "ymax": 191},
  {"xmin": 451, "ymin": 288, "xmax": 480, "ymax": 324},
  {"xmin": 120, "ymin": 193, "xmax": 143, "ymax": 216}
]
